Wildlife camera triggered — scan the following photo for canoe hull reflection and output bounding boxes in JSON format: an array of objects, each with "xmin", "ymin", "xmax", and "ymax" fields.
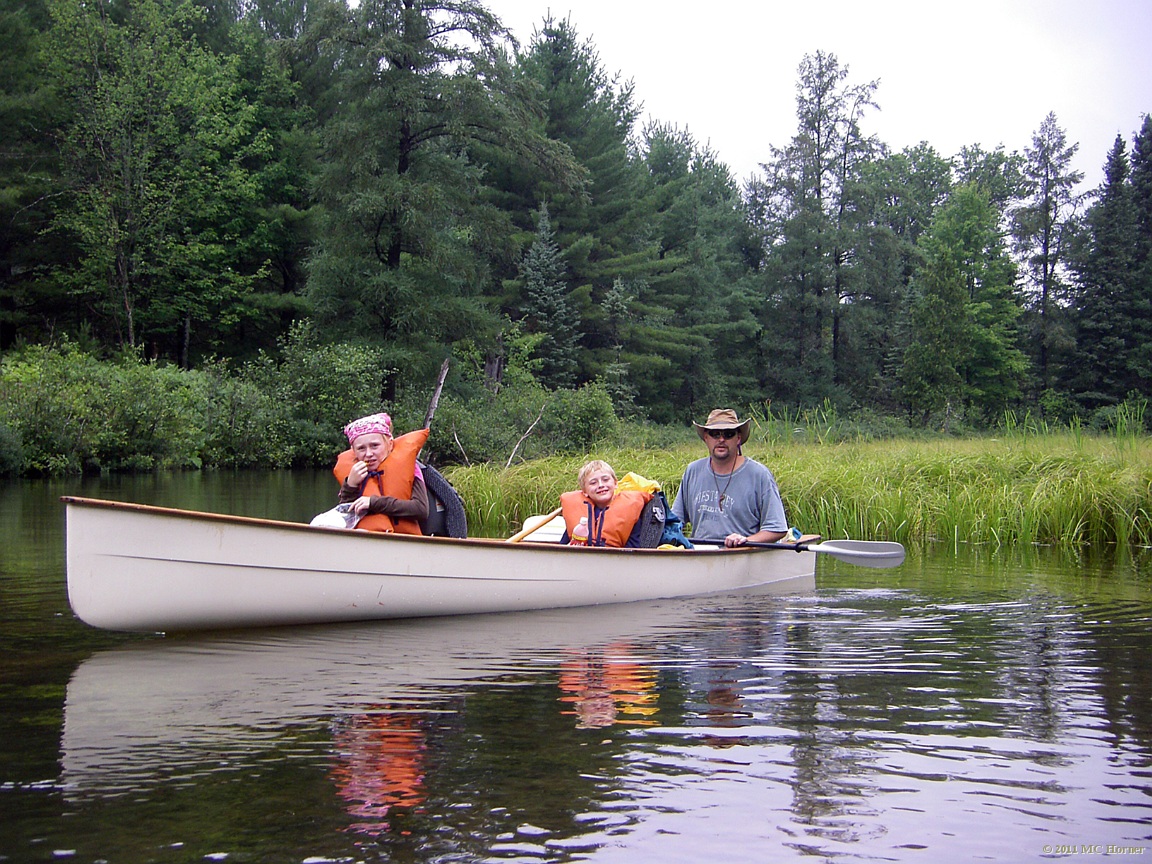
[
  {"xmin": 63, "ymin": 496, "xmax": 816, "ymax": 633},
  {"xmin": 59, "ymin": 601, "xmax": 728, "ymax": 792}
]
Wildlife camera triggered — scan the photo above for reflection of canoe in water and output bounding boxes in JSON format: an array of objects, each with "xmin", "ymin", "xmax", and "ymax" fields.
[
  {"xmin": 58, "ymin": 600, "xmax": 721, "ymax": 794},
  {"xmin": 62, "ymin": 496, "xmax": 816, "ymax": 632}
]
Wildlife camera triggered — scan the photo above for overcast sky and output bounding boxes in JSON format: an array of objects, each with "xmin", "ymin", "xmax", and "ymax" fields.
[{"xmin": 483, "ymin": 0, "xmax": 1152, "ymax": 192}]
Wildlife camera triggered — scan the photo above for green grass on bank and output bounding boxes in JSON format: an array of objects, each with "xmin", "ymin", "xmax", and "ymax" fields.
[{"xmin": 445, "ymin": 431, "xmax": 1152, "ymax": 550}]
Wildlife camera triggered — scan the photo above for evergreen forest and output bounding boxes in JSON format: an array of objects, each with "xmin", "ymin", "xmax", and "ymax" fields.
[{"xmin": 2, "ymin": 0, "xmax": 1150, "ymax": 475}]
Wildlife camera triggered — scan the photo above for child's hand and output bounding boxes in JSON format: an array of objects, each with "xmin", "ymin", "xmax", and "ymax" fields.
[
  {"xmin": 347, "ymin": 460, "xmax": 369, "ymax": 485},
  {"xmin": 351, "ymin": 496, "xmax": 372, "ymax": 514}
]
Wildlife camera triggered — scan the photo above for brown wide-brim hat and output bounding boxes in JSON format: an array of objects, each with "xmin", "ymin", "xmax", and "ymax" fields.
[{"xmin": 693, "ymin": 408, "xmax": 751, "ymax": 445}]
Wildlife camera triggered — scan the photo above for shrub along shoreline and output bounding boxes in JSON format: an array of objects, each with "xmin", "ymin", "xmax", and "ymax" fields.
[{"xmin": 0, "ymin": 333, "xmax": 620, "ymax": 476}]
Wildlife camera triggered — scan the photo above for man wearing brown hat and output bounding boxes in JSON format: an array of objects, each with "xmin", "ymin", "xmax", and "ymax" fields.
[{"xmin": 670, "ymin": 409, "xmax": 788, "ymax": 547}]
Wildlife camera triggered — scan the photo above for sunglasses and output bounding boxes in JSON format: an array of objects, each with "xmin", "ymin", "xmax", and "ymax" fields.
[{"xmin": 706, "ymin": 428, "xmax": 739, "ymax": 440}]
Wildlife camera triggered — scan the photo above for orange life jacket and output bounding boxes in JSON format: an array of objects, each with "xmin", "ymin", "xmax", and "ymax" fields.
[
  {"xmin": 560, "ymin": 489, "xmax": 650, "ymax": 547},
  {"xmin": 333, "ymin": 428, "xmax": 429, "ymax": 535}
]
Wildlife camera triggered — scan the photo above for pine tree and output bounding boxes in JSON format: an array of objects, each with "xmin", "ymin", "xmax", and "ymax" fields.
[
  {"xmin": 1128, "ymin": 115, "xmax": 1152, "ymax": 396},
  {"xmin": 506, "ymin": 17, "xmax": 666, "ymax": 395},
  {"xmin": 899, "ymin": 250, "xmax": 969, "ymax": 426},
  {"xmin": 745, "ymin": 51, "xmax": 881, "ymax": 406},
  {"xmin": 513, "ymin": 15, "xmax": 649, "ymax": 282},
  {"xmin": 305, "ymin": 0, "xmax": 581, "ymax": 382},
  {"xmin": 520, "ymin": 204, "xmax": 579, "ymax": 389},
  {"xmin": 0, "ymin": 1, "xmax": 59, "ymax": 350},
  {"xmin": 1132, "ymin": 116, "xmax": 1152, "ymax": 263},
  {"xmin": 1069, "ymin": 135, "xmax": 1139, "ymax": 407},
  {"xmin": 630, "ymin": 122, "xmax": 747, "ymax": 421},
  {"xmin": 853, "ymin": 143, "xmax": 954, "ymax": 410},
  {"xmin": 900, "ymin": 184, "xmax": 1027, "ymax": 424},
  {"xmin": 1012, "ymin": 113, "xmax": 1084, "ymax": 394},
  {"xmin": 943, "ymin": 185, "xmax": 1028, "ymax": 418}
]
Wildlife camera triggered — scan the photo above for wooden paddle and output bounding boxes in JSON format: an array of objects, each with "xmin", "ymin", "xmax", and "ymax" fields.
[
  {"xmin": 505, "ymin": 507, "xmax": 563, "ymax": 543},
  {"xmin": 690, "ymin": 538, "xmax": 905, "ymax": 569}
]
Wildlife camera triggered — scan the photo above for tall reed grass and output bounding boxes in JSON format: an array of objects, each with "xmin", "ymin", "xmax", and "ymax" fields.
[{"xmin": 444, "ymin": 430, "xmax": 1152, "ymax": 551}]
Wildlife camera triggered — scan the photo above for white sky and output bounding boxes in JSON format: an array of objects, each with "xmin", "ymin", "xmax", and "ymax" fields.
[{"xmin": 485, "ymin": 0, "xmax": 1152, "ymax": 192}]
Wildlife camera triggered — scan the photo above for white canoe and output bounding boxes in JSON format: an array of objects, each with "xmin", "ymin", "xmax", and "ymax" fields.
[{"xmin": 63, "ymin": 496, "xmax": 816, "ymax": 632}]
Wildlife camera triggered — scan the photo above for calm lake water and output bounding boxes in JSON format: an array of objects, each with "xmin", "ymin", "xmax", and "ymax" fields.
[{"xmin": 1, "ymin": 471, "xmax": 1151, "ymax": 863}]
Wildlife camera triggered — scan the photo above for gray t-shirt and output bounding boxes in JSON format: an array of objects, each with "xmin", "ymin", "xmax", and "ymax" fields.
[{"xmin": 670, "ymin": 456, "xmax": 787, "ymax": 541}]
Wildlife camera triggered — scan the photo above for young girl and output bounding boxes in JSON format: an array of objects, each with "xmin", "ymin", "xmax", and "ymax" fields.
[
  {"xmin": 333, "ymin": 412, "xmax": 429, "ymax": 534},
  {"xmin": 559, "ymin": 460, "xmax": 651, "ymax": 547}
]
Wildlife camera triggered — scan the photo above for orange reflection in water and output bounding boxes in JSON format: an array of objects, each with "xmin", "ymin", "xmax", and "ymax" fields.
[
  {"xmin": 331, "ymin": 709, "xmax": 426, "ymax": 836},
  {"xmin": 331, "ymin": 644, "xmax": 659, "ymax": 835},
  {"xmin": 558, "ymin": 643, "xmax": 660, "ymax": 729}
]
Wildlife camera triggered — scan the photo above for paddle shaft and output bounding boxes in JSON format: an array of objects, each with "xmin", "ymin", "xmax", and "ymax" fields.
[
  {"xmin": 506, "ymin": 507, "xmax": 563, "ymax": 543},
  {"xmin": 691, "ymin": 538, "xmax": 814, "ymax": 552},
  {"xmin": 690, "ymin": 537, "xmax": 905, "ymax": 568}
]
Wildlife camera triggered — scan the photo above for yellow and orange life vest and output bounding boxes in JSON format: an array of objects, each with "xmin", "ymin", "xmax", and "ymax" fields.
[
  {"xmin": 333, "ymin": 428, "xmax": 429, "ymax": 535},
  {"xmin": 560, "ymin": 489, "xmax": 651, "ymax": 547}
]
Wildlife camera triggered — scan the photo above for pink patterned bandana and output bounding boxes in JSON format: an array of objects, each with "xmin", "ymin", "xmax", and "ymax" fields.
[{"xmin": 343, "ymin": 412, "xmax": 393, "ymax": 444}]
